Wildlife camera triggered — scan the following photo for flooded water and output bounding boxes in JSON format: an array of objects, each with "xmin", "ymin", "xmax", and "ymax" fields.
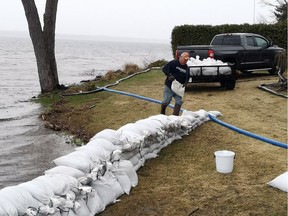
[{"xmin": 0, "ymin": 33, "xmax": 172, "ymax": 189}]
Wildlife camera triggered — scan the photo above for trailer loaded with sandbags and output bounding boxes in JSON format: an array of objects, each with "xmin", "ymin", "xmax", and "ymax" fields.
[{"xmin": 187, "ymin": 56, "xmax": 237, "ymax": 90}]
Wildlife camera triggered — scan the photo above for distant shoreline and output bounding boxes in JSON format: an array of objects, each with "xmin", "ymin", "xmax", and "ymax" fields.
[{"xmin": 0, "ymin": 30, "xmax": 170, "ymax": 44}]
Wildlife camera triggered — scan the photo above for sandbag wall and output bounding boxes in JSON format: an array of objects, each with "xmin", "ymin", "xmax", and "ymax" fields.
[{"xmin": 0, "ymin": 109, "xmax": 221, "ymax": 216}]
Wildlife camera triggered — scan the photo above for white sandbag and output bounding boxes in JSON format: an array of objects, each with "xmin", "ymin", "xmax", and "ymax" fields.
[
  {"xmin": 110, "ymin": 166, "xmax": 132, "ymax": 195},
  {"xmin": 120, "ymin": 149, "xmax": 139, "ymax": 161},
  {"xmin": 189, "ymin": 67, "xmax": 201, "ymax": 76},
  {"xmin": 202, "ymin": 67, "xmax": 217, "ymax": 75},
  {"xmin": 148, "ymin": 116, "xmax": 172, "ymax": 133},
  {"xmin": 45, "ymin": 165, "xmax": 86, "ymax": 179},
  {"xmin": 208, "ymin": 110, "xmax": 223, "ymax": 117},
  {"xmin": 90, "ymin": 128, "xmax": 123, "ymax": 146},
  {"xmin": 148, "ymin": 114, "xmax": 172, "ymax": 125},
  {"xmin": 181, "ymin": 112, "xmax": 198, "ymax": 124},
  {"xmin": 18, "ymin": 180, "xmax": 54, "ymax": 205},
  {"xmin": 147, "ymin": 143, "xmax": 163, "ymax": 153},
  {"xmin": 135, "ymin": 119, "xmax": 163, "ymax": 133},
  {"xmin": 90, "ymin": 171, "xmax": 124, "ymax": 206},
  {"xmin": 75, "ymin": 145, "xmax": 112, "ymax": 162},
  {"xmin": 267, "ymin": 172, "xmax": 288, "ymax": 192},
  {"xmin": 133, "ymin": 159, "xmax": 145, "ymax": 171},
  {"xmin": 86, "ymin": 190, "xmax": 105, "ymax": 215},
  {"xmin": 72, "ymin": 199, "xmax": 92, "ymax": 216},
  {"xmin": 118, "ymin": 123, "xmax": 150, "ymax": 137},
  {"xmin": 171, "ymin": 79, "xmax": 185, "ymax": 98},
  {"xmin": 0, "ymin": 186, "xmax": 41, "ymax": 216},
  {"xmin": 143, "ymin": 152, "xmax": 159, "ymax": 161},
  {"xmin": 194, "ymin": 109, "xmax": 209, "ymax": 121},
  {"xmin": 51, "ymin": 196, "xmax": 74, "ymax": 213},
  {"xmin": 53, "ymin": 150, "xmax": 99, "ymax": 173},
  {"xmin": 135, "ymin": 119, "xmax": 166, "ymax": 144},
  {"xmin": 85, "ymin": 138, "xmax": 116, "ymax": 152},
  {"xmin": 182, "ymin": 109, "xmax": 208, "ymax": 123},
  {"xmin": 119, "ymin": 127, "xmax": 146, "ymax": 141},
  {"xmin": 140, "ymin": 147, "xmax": 151, "ymax": 156},
  {"xmin": 170, "ymin": 135, "xmax": 182, "ymax": 143},
  {"xmin": 32, "ymin": 174, "xmax": 80, "ymax": 196},
  {"xmin": 167, "ymin": 115, "xmax": 183, "ymax": 124},
  {"xmin": 118, "ymin": 130, "xmax": 145, "ymax": 151},
  {"xmin": 128, "ymin": 153, "xmax": 142, "ymax": 167},
  {"xmin": 0, "ymin": 196, "xmax": 18, "ymax": 216},
  {"xmin": 181, "ymin": 110, "xmax": 200, "ymax": 119},
  {"xmin": 146, "ymin": 116, "xmax": 167, "ymax": 129},
  {"xmin": 169, "ymin": 115, "xmax": 191, "ymax": 131},
  {"xmin": 219, "ymin": 66, "xmax": 232, "ymax": 75}
]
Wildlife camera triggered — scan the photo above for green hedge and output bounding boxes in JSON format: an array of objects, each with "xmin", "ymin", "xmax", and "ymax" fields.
[{"xmin": 171, "ymin": 23, "xmax": 287, "ymax": 58}]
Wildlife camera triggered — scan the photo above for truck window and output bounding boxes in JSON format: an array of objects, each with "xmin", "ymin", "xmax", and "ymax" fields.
[
  {"xmin": 222, "ymin": 35, "xmax": 241, "ymax": 45},
  {"xmin": 246, "ymin": 36, "xmax": 255, "ymax": 46},
  {"xmin": 211, "ymin": 36, "xmax": 224, "ymax": 45},
  {"xmin": 255, "ymin": 37, "xmax": 268, "ymax": 47}
]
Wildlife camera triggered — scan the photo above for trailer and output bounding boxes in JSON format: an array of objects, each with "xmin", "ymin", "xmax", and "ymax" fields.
[{"xmin": 188, "ymin": 63, "xmax": 237, "ymax": 90}]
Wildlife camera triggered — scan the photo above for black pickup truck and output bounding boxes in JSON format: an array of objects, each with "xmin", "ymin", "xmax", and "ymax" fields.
[{"xmin": 176, "ymin": 33, "xmax": 286, "ymax": 75}]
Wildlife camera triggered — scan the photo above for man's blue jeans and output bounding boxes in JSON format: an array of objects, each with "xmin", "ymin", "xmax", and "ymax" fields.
[{"xmin": 162, "ymin": 85, "xmax": 183, "ymax": 106}]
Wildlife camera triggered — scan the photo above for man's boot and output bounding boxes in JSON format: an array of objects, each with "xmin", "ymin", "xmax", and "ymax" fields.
[
  {"xmin": 161, "ymin": 104, "xmax": 167, "ymax": 115},
  {"xmin": 173, "ymin": 104, "xmax": 181, "ymax": 116}
]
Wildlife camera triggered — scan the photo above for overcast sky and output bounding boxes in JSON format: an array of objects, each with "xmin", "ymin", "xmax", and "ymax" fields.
[{"xmin": 0, "ymin": 0, "xmax": 277, "ymax": 42}]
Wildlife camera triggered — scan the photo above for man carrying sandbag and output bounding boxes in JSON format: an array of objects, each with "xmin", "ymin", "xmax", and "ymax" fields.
[{"xmin": 161, "ymin": 52, "xmax": 190, "ymax": 116}]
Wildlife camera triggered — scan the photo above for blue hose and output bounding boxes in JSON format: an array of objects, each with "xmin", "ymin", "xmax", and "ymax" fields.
[
  {"xmin": 99, "ymin": 87, "xmax": 176, "ymax": 109},
  {"xmin": 208, "ymin": 114, "xmax": 288, "ymax": 149}
]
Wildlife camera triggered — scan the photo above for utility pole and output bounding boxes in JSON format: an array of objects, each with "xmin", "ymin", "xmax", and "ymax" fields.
[{"xmin": 253, "ymin": 0, "xmax": 256, "ymax": 24}]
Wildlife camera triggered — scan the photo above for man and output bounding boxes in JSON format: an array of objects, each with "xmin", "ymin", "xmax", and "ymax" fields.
[{"xmin": 161, "ymin": 52, "xmax": 190, "ymax": 116}]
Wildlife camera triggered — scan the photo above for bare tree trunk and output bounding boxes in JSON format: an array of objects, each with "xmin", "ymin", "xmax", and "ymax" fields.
[{"xmin": 21, "ymin": 0, "xmax": 59, "ymax": 93}]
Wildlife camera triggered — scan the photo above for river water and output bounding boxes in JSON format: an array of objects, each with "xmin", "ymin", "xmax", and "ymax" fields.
[{"xmin": 0, "ymin": 33, "xmax": 172, "ymax": 189}]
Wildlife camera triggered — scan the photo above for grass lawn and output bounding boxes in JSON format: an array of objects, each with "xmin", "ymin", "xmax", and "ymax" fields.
[{"xmin": 39, "ymin": 69, "xmax": 287, "ymax": 216}]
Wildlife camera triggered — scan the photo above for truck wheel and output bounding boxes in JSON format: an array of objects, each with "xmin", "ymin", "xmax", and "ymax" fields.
[
  {"xmin": 225, "ymin": 80, "xmax": 236, "ymax": 90},
  {"xmin": 220, "ymin": 81, "xmax": 225, "ymax": 87}
]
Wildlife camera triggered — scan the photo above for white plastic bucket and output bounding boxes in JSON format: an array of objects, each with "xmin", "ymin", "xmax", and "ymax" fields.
[{"xmin": 214, "ymin": 150, "xmax": 235, "ymax": 174}]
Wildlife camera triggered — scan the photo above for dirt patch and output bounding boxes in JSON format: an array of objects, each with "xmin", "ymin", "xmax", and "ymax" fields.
[{"xmin": 41, "ymin": 71, "xmax": 287, "ymax": 215}]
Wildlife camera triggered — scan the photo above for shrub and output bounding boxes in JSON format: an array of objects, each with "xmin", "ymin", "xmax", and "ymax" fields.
[
  {"xmin": 147, "ymin": 59, "xmax": 168, "ymax": 68},
  {"xmin": 123, "ymin": 64, "xmax": 141, "ymax": 75}
]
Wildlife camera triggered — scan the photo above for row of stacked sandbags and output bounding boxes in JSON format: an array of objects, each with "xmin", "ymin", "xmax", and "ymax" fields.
[{"xmin": 0, "ymin": 109, "xmax": 221, "ymax": 216}]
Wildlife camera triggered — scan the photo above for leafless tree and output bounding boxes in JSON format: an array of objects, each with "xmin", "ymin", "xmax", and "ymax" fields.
[
  {"xmin": 21, "ymin": 0, "xmax": 59, "ymax": 93},
  {"xmin": 259, "ymin": 0, "xmax": 287, "ymax": 23}
]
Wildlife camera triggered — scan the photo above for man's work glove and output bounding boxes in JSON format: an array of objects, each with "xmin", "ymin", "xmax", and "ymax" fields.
[{"xmin": 168, "ymin": 74, "xmax": 175, "ymax": 81}]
